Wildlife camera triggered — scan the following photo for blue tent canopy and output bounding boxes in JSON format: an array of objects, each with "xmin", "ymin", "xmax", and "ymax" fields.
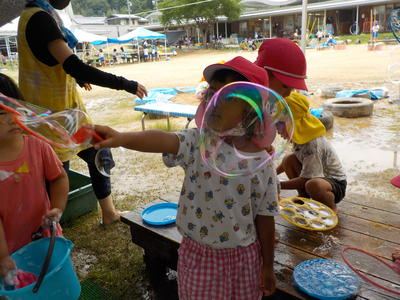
[{"xmin": 109, "ymin": 27, "xmax": 166, "ymax": 44}]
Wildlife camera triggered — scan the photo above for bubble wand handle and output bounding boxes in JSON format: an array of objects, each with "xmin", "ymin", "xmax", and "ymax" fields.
[{"xmin": 341, "ymin": 247, "xmax": 400, "ymax": 295}]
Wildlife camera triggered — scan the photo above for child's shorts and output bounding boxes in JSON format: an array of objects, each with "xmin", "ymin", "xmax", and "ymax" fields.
[
  {"xmin": 372, "ymin": 32, "xmax": 378, "ymax": 38},
  {"xmin": 177, "ymin": 237, "xmax": 263, "ymax": 300},
  {"xmin": 325, "ymin": 178, "xmax": 347, "ymax": 203}
]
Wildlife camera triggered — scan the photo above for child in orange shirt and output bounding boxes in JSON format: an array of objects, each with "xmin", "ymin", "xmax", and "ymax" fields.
[{"xmin": 0, "ymin": 74, "xmax": 68, "ymax": 279}]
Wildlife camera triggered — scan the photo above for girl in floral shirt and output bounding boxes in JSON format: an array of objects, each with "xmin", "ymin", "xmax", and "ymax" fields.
[{"xmin": 92, "ymin": 57, "xmax": 279, "ymax": 300}]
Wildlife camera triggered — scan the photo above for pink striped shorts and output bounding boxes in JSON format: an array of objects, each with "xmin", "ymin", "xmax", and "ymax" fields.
[{"xmin": 177, "ymin": 237, "xmax": 263, "ymax": 300}]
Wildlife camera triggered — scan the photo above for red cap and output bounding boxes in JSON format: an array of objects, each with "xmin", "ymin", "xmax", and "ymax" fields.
[
  {"xmin": 203, "ymin": 56, "xmax": 268, "ymax": 86},
  {"xmin": 254, "ymin": 38, "xmax": 308, "ymax": 91}
]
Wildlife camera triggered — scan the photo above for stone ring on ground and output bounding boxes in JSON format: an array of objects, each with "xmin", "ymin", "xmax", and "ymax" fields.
[{"xmin": 322, "ymin": 98, "xmax": 374, "ymax": 118}]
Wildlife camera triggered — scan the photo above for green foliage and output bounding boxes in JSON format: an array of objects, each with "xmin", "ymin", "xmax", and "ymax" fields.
[
  {"xmin": 72, "ymin": 0, "xmax": 154, "ymax": 17},
  {"xmin": 158, "ymin": 0, "xmax": 241, "ymax": 27}
]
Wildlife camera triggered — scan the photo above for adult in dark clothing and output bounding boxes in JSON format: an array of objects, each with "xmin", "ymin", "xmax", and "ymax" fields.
[{"xmin": 18, "ymin": 0, "xmax": 148, "ymax": 225}]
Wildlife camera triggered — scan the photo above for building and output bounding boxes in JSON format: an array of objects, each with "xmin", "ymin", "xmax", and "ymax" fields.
[
  {"xmin": 144, "ymin": 0, "xmax": 400, "ymax": 40},
  {"xmin": 106, "ymin": 14, "xmax": 149, "ymax": 26}
]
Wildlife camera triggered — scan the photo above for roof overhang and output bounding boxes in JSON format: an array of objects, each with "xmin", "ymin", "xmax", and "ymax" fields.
[{"xmin": 240, "ymin": 0, "xmax": 395, "ymax": 19}]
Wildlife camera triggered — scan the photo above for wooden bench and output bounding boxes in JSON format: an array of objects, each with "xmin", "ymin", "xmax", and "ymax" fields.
[{"xmin": 121, "ymin": 190, "xmax": 400, "ymax": 300}]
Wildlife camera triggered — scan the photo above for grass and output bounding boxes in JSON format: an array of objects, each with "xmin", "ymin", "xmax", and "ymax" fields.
[
  {"xmin": 63, "ymin": 193, "xmax": 156, "ymax": 300},
  {"xmin": 336, "ymin": 32, "xmax": 395, "ymax": 44}
]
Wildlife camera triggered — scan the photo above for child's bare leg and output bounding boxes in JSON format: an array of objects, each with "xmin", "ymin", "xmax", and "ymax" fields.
[
  {"xmin": 279, "ymin": 154, "xmax": 307, "ymax": 196},
  {"xmin": 305, "ymin": 178, "xmax": 336, "ymax": 211}
]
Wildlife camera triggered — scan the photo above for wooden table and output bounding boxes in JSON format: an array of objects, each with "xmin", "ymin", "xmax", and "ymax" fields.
[{"xmin": 121, "ymin": 190, "xmax": 400, "ymax": 300}]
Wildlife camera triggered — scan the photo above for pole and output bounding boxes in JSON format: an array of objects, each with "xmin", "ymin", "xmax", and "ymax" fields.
[
  {"xmin": 137, "ymin": 39, "xmax": 140, "ymax": 63},
  {"xmin": 225, "ymin": 21, "xmax": 228, "ymax": 38},
  {"xmin": 269, "ymin": 17, "xmax": 272, "ymax": 38},
  {"xmin": 355, "ymin": 5, "xmax": 359, "ymax": 34},
  {"xmin": 216, "ymin": 20, "xmax": 219, "ymax": 39},
  {"xmin": 300, "ymin": 0, "xmax": 308, "ymax": 53},
  {"xmin": 127, "ymin": 0, "xmax": 132, "ymax": 26},
  {"xmin": 323, "ymin": 9, "xmax": 326, "ymax": 32},
  {"xmin": 164, "ymin": 28, "xmax": 167, "ymax": 60},
  {"xmin": 5, "ymin": 36, "xmax": 11, "ymax": 58},
  {"xmin": 370, "ymin": 8, "xmax": 373, "ymax": 43}
]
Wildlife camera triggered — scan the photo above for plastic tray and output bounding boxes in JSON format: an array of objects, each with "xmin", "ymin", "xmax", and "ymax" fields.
[
  {"xmin": 294, "ymin": 259, "xmax": 360, "ymax": 300},
  {"xmin": 279, "ymin": 197, "xmax": 338, "ymax": 231},
  {"xmin": 141, "ymin": 203, "xmax": 178, "ymax": 226}
]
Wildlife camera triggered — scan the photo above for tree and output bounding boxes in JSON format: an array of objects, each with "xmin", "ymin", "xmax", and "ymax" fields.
[
  {"xmin": 158, "ymin": 0, "xmax": 241, "ymax": 43},
  {"xmin": 72, "ymin": 0, "xmax": 154, "ymax": 17}
]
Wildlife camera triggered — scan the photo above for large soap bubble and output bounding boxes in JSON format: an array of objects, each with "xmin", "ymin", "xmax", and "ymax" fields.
[
  {"xmin": 388, "ymin": 63, "xmax": 400, "ymax": 102},
  {"xmin": 199, "ymin": 81, "xmax": 294, "ymax": 177},
  {"xmin": 0, "ymin": 94, "xmax": 111, "ymax": 177}
]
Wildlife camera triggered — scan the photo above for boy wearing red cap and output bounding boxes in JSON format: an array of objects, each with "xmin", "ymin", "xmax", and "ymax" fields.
[
  {"xmin": 255, "ymin": 38, "xmax": 307, "ymax": 97},
  {"xmin": 91, "ymin": 57, "xmax": 279, "ymax": 299},
  {"xmin": 255, "ymin": 38, "xmax": 347, "ymax": 212}
]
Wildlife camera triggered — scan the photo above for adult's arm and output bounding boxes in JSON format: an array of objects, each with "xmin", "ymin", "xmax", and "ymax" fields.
[{"xmin": 48, "ymin": 39, "xmax": 147, "ymax": 98}]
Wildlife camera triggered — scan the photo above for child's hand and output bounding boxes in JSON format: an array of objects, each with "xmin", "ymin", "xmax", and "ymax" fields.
[
  {"xmin": 260, "ymin": 267, "xmax": 276, "ymax": 296},
  {"xmin": 0, "ymin": 255, "xmax": 16, "ymax": 278},
  {"xmin": 265, "ymin": 145, "xmax": 275, "ymax": 155},
  {"xmin": 93, "ymin": 125, "xmax": 123, "ymax": 149},
  {"xmin": 42, "ymin": 208, "xmax": 63, "ymax": 228}
]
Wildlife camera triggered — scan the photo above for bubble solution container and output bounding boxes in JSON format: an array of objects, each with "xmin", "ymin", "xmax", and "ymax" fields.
[{"xmin": 0, "ymin": 237, "xmax": 80, "ymax": 300}]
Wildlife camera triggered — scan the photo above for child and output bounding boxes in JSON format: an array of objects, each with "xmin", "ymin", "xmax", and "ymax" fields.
[
  {"xmin": 143, "ymin": 47, "xmax": 149, "ymax": 62},
  {"xmin": 254, "ymin": 37, "xmax": 308, "ymax": 97},
  {"xmin": 0, "ymin": 74, "xmax": 69, "ymax": 279},
  {"xmin": 98, "ymin": 49, "xmax": 105, "ymax": 67},
  {"xmin": 372, "ymin": 20, "xmax": 379, "ymax": 43},
  {"xmin": 93, "ymin": 57, "xmax": 279, "ymax": 299},
  {"xmin": 276, "ymin": 92, "xmax": 346, "ymax": 212}
]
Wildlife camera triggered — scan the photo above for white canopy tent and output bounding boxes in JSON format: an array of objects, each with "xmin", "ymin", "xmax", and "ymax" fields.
[
  {"xmin": 0, "ymin": 17, "xmax": 19, "ymax": 37},
  {"xmin": 0, "ymin": 17, "xmax": 19, "ymax": 57},
  {"xmin": 72, "ymin": 28, "xmax": 107, "ymax": 44}
]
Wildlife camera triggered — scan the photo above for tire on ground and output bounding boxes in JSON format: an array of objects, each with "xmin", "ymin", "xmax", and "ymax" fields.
[
  {"xmin": 318, "ymin": 110, "xmax": 334, "ymax": 130},
  {"xmin": 322, "ymin": 98, "xmax": 374, "ymax": 118}
]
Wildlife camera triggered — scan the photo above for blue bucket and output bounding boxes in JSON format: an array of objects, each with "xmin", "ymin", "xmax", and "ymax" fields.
[{"xmin": 0, "ymin": 237, "xmax": 81, "ymax": 300}]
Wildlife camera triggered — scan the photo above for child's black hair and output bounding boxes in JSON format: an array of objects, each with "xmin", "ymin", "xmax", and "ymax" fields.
[
  {"xmin": 0, "ymin": 73, "xmax": 24, "ymax": 100},
  {"xmin": 210, "ymin": 69, "xmax": 247, "ymax": 84}
]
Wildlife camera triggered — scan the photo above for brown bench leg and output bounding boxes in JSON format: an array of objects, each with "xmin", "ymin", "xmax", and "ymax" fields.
[{"xmin": 143, "ymin": 251, "xmax": 178, "ymax": 300}]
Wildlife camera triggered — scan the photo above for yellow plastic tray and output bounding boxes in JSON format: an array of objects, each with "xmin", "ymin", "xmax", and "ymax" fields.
[{"xmin": 279, "ymin": 197, "xmax": 338, "ymax": 231}]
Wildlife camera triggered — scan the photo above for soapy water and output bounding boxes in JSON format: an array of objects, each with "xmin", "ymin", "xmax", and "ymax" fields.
[
  {"xmin": 312, "ymin": 233, "xmax": 340, "ymax": 256},
  {"xmin": 281, "ymin": 209, "xmax": 295, "ymax": 217}
]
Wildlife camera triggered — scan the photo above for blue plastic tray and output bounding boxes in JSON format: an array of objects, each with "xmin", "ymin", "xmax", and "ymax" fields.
[
  {"xmin": 141, "ymin": 203, "xmax": 178, "ymax": 226},
  {"xmin": 293, "ymin": 259, "xmax": 360, "ymax": 300}
]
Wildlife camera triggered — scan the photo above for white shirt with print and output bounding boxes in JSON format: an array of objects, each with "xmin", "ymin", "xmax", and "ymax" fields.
[
  {"xmin": 294, "ymin": 136, "xmax": 346, "ymax": 181},
  {"xmin": 163, "ymin": 128, "xmax": 279, "ymax": 249}
]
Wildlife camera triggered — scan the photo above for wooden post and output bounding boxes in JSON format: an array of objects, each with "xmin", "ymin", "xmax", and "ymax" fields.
[
  {"xmin": 370, "ymin": 8, "xmax": 373, "ymax": 43},
  {"xmin": 300, "ymin": 0, "xmax": 308, "ymax": 52}
]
